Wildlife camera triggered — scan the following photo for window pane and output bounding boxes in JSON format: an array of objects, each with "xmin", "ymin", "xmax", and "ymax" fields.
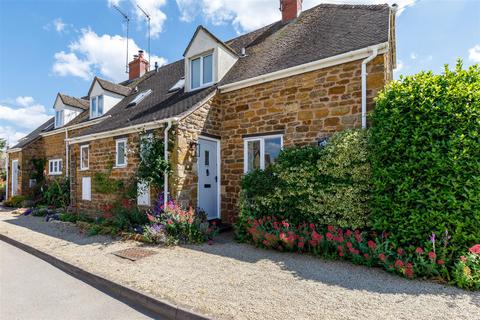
[
  {"xmin": 191, "ymin": 58, "xmax": 201, "ymax": 89},
  {"xmin": 203, "ymin": 54, "xmax": 213, "ymax": 84},
  {"xmin": 50, "ymin": 162, "xmax": 53, "ymax": 173},
  {"xmin": 81, "ymin": 147, "xmax": 88, "ymax": 168},
  {"xmin": 205, "ymin": 150, "xmax": 210, "ymax": 166},
  {"xmin": 117, "ymin": 142, "xmax": 125, "ymax": 165},
  {"xmin": 264, "ymin": 137, "xmax": 282, "ymax": 168},
  {"xmin": 97, "ymin": 95, "xmax": 104, "ymax": 115},
  {"xmin": 91, "ymin": 97, "xmax": 97, "ymax": 117},
  {"xmin": 247, "ymin": 140, "xmax": 261, "ymax": 172},
  {"xmin": 59, "ymin": 160, "xmax": 62, "ymax": 171}
]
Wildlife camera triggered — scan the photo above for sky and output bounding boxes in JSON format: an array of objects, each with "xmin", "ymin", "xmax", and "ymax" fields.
[{"xmin": 0, "ymin": 0, "xmax": 479, "ymax": 146}]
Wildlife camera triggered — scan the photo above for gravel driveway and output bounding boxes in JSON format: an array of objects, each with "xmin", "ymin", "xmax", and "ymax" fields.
[{"xmin": 1, "ymin": 210, "xmax": 479, "ymax": 320}]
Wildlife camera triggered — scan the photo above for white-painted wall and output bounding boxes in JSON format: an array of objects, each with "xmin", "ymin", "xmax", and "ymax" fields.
[
  {"xmin": 184, "ymin": 28, "xmax": 238, "ymax": 92},
  {"xmin": 54, "ymin": 97, "xmax": 82, "ymax": 128},
  {"xmin": 89, "ymin": 81, "xmax": 124, "ymax": 118}
]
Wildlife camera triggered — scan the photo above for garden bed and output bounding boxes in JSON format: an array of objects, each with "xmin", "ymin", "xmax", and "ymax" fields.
[{"xmin": 1, "ymin": 209, "xmax": 479, "ymax": 320}]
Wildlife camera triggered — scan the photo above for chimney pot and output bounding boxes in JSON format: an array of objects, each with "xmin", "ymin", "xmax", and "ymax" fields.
[
  {"xmin": 280, "ymin": 0, "xmax": 302, "ymax": 23},
  {"xmin": 128, "ymin": 50, "xmax": 149, "ymax": 80}
]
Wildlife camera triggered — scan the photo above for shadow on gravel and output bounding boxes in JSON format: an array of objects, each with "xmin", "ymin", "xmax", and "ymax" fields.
[
  {"xmin": 186, "ymin": 232, "xmax": 480, "ymax": 304},
  {"xmin": 1, "ymin": 212, "xmax": 116, "ymax": 246}
]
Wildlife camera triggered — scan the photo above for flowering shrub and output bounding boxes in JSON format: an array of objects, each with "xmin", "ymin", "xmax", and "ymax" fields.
[
  {"xmin": 238, "ymin": 216, "xmax": 452, "ymax": 281},
  {"xmin": 453, "ymin": 245, "xmax": 480, "ymax": 290},
  {"xmin": 145, "ymin": 194, "xmax": 217, "ymax": 245}
]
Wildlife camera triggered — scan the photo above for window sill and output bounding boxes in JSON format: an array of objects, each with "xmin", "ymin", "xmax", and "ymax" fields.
[
  {"xmin": 80, "ymin": 168, "xmax": 89, "ymax": 171},
  {"xmin": 113, "ymin": 165, "xmax": 127, "ymax": 169},
  {"xmin": 49, "ymin": 173, "xmax": 63, "ymax": 176}
]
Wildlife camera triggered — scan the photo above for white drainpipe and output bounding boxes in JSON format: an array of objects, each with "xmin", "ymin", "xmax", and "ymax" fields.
[
  {"xmin": 163, "ymin": 121, "xmax": 172, "ymax": 209},
  {"xmin": 65, "ymin": 128, "xmax": 69, "ymax": 177},
  {"xmin": 361, "ymin": 46, "xmax": 379, "ymax": 129},
  {"xmin": 5, "ymin": 152, "xmax": 9, "ymax": 199}
]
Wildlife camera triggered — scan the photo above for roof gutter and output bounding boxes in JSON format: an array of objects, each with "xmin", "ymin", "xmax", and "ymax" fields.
[
  {"xmin": 41, "ymin": 115, "xmax": 111, "ymax": 138},
  {"xmin": 6, "ymin": 148, "xmax": 22, "ymax": 153},
  {"xmin": 219, "ymin": 42, "xmax": 389, "ymax": 93},
  {"xmin": 361, "ymin": 46, "xmax": 380, "ymax": 129},
  {"xmin": 67, "ymin": 117, "xmax": 180, "ymax": 145}
]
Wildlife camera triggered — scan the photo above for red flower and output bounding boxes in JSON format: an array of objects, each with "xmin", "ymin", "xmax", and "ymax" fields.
[
  {"xmin": 367, "ymin": 240, "xmax": 376, "ymax": 249},
  {"xmin": 282, "ymin": 220, "xmax": 289, "ymax": 228},
  {"xmin": 405, "ymin": 268, "xmax": 414, "ymax": 278},
  {"xmin": 263, "ymin": 240, "xmax": 269, "ymax": 246},
  {"xmin": 327, "ymin": 225, "xmax": 334, "ymax": 232},
  {"xmin": 437, "ymin": 259, "xmax": 445, "ymax": 265},
  {"xmin": 147, "ymin": 213, "xmax": 156, "ymax": 222},
  {"xmin": 298, "ymin": 241, "xmax": 305, "ymax": 249},
  {"xmin": 395, "ymin": 260, "xmax": 404, "ymax": 269},
  {"xmin": 460, "ymin": 255, "xmax": 467, "ymax": 262},
  {"xmin": 326, "ymin": 232, "xmax": 333, "ymax": 241},
  {"xmin": 355, "ymin": 233, "xmax": 362, "ymax": 242},
  {"xmin": 167, "ymin": 219, "xmax": 173, "ymax": 225},
  {"xmin": 337, "ymin": 245, "xmax": 343, "ymax": 252},
  {"xmin": 397, "ymin": 248, "xmax": 405, "ymax": 256},
  {"xmin": 346, "ymin": 241, "xmax": 353, "ymax": 248},
  {"xmin": 308, "ymin": 240, "xmax": 318, "ymax": 247},
  {"xmin": 378, "ymin": 253, "xmax": 386, "ymax": 262},
  {"xmin": 345, "ymin": 230, "xmax": 353, "ymax": 237},
  {"xmin": 363, "ymin": 253, "xmax": 369, "ymax": 259},
  {"xmin": 309, "ymin": 223, "xmax": 316, "ymax": 230},
  {"xmin": 469, "ymin": 244, "xmax": 480, "ymax": 255},
  {"xmin": 406, "ymin": 262, "xmax": 413, "ymax": 269},
  {"xmin": 428, "ymin": 251, "xmax": 436, "ymax": 260},
  {"xmin": 311, "ymin": 231, "xmax": 323, "ymax": 242},
  {"xmin": 415, "ymin": 247, "xmax": 424, "ymax": 255},
  {"xmin": 339, "ymin": 251, "xmax": 344, "ymax": 257}
]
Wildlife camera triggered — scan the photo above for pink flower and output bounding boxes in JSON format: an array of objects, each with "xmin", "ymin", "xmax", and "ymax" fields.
[
  {"xmin": 415, "ymin": 247, "xmax": 424, "ymax": 255},
  {"xmin": 405, "ymin": 268, "xmax": 414, "ymax": 278},
  {"xmin": 460, "ymin": 255, "xmax": 467, "ymax": 262},
  {"xmin": 309, "ymin": 223, "xmax": 315, "ymax": 230},
  {"xmin": 437, "ymin": 259, "xmax": 445, "ymax": 265},
  {"xmin": 428, "ymin": 251, "xmax": 436, "ymax": 260},
  {"xmin": 345, "ymin": 230, "xmax": 353, "ymax": 237},
  {"xmin": 327, "ymin": 225, "xmax": 334, "ymax": 232},
  {"xmin": 282, "ymin": 220, "xmax": 289, "ymax": 228},
  {"xmin": 367, "ymin": 240, "xmax": 376, "ymax": 249},
  {"xmin": 308, "ymin": 240, "xmax": 318, "ymax": 247},
  {"xmin": 395, "ymin": 260, "xmax": 404, "ymax": 269},
  {"xmin": 339, "ymin": 251, "xmax": 344, "ymax": 257},
  {"xmin": 363, "ymin": 253, "xmax": 369, "ymax": 259},
  {"xmin": 469, "ymin": 244, "xmax": 480, "ymax": 255},
  {"xmin": 311, "ymin": 231, "xmax": 323, "ymax": 242},
  {"xmin": 378, "ymin": 253, "xmax": 386, "ymax": 262},
  {"xmin": 397, "ymin": 248, "xmax": 405, "ymax": 256},
  {"xmin": 326, "ymin": 232, "xmax": 333, "ymax": 241},
  {"xmin": 346, "ymin": 241, "xmax": 353, "ymax": 248},
  {"xmin": 167, "ymin": 219, "xmax": 173, "ymax": 225},
  {"xmin": 147, "ymin": 213, "xmax": 156, "ymax": 222},
  {"xmin": 298, "ymin": 241, "xmax": 305, "ymax": 249}
]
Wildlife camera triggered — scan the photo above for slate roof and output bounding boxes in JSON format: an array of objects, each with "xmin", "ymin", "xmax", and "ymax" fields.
[
  {"xmin": 79, "ymin": 60, "xmax": 217, "ymax": 136},
  {"xmin": 220, "ymin": 4, "xmax": 391, "ymax": 84},
  {"xmin": 88, "ymin": 77, "xmax": 132, "ymax": 96},
  {"xmin": 11, "ymin": 117, "xmax": 54, "ymax": 149},
  {"xmin": 58, "ymin": 93, "xmax": 89, "ymax": 110}
]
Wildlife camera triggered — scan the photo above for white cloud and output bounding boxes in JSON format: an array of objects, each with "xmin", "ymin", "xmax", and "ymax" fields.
[
  {"xmin": 133, "ymin": 0, "xmax": 167, "ymax": 39},
  {"xmin": 52, "ymin": 28, "xmax": 167, "ymax": 82},
  {"xmin": 53, "ymin": 18, "xmax": 67, "ymax": 33},
  {"xmin": 468, "ymin": 44, "xmax": 480, "ymax": 63},
  {"xmin": 108, "ymin": 0, "xmax": 123, "ymax": 6},
  {"xmin": 393, "ymin": 59, "xmax": 405, "ymax": 78},
  {"xmin": 0, "ymin": 126, "xmax": 27, "ymax": 148},
  {"xmin": 176, "ymin": 0, "xmax": 418, "ymax": 34},
  {"xmin": 410, "ymin": 52, "xmax": 417, "ymax": 60},
  {"xmin": 0, "ymin": 97, "xmax": 50, "ymax": 132}
]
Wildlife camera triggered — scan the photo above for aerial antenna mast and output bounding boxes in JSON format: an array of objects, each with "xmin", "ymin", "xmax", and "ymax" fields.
[
  {"xmin": 112, "ymin": 5, "xmax": 130, "ymax": 74},
  {"xmin": 136, "ymin": 4, "xmax": 151, "ymax": 71}
]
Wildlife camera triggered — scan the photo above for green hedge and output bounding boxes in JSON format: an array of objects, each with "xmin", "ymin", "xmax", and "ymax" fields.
[
  {"xmin": 240, "ymin": 129, "xmax": 371, "ymax": 229},
  {"xmin": 370, "ymin": 62, "xmax": 480, "ymax": 257}
]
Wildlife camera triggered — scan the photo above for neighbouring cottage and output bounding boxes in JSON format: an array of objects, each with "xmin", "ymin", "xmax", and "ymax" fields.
[{"xmin": 6, "ymin": 2, "xmax": 397, "ymax": 223}]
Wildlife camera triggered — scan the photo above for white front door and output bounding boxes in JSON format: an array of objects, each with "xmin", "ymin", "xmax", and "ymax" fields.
[
  {"xmin": 197, "ymin": 138, "xmax": 219, "ymax": 220},
  {"xmin": 11, "ymin": 160, "xmax": 18, "ymax": 196}
]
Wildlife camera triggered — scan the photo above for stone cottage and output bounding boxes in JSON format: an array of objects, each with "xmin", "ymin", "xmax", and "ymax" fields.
[{"xmin": 6, "ymin": 2, "xmax": 397, "ymax": 223}]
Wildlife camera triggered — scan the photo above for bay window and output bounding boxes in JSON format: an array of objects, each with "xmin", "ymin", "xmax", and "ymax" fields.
[{"xmin": 244, "ymin": 135, "xmax": 283, "ymax": 173}]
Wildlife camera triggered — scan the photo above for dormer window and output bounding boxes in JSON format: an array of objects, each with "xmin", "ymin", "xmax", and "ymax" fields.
[
  {"xmin": 55, "ymin": 110, "xmax": 64, "ymax": 128},
  {"xmin": 190, "ymin": 53, "xmax": 213, "ymax": 90},
  {"xmin": 90, "ymin": 95, "xmax": 104, "ymax": 118}
]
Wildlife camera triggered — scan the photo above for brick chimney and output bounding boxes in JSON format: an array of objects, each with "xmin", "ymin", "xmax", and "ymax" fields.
[
  {"xmin": 280, "ymin": 0, "xmax": 302, "ymax": 23},
  {"xmin": 128, "ymin": 50, "xmax": 149, "ymax": 80}
]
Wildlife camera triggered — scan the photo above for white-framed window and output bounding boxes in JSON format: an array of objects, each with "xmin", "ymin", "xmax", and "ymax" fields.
[
  {"xmin": 243, "ymin": 135, "xmax": 283, "ymax": 173},
  {"xmin": 80, "ymin": 145, "xmax": 89, "ymax": 170},
  {"xmin": 115, "ymin": 138, "xmax": 127, "ymax": 167},
  {"xmin": 90, "ymin": 95, "xmax": 104, "ymax": 118},
  {"xmin": 48, "ymin": 159, "xmax": 63, "ymax": 175},
  {"xmin": 82, "ymin": 177, "xmax": 91, "ymax": 201},
  {"xmin": 190, "ymin": 52, "xmax": 213, "ymax": 90},
  {"xmin": 55, "ymin": 110, "xmax": 64, "ymax": 128}
]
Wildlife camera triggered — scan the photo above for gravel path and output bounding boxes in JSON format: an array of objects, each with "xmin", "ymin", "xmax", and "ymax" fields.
[{"xmin": 1, "ymin": 210, "xmax": 479, "ymax": 320}]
